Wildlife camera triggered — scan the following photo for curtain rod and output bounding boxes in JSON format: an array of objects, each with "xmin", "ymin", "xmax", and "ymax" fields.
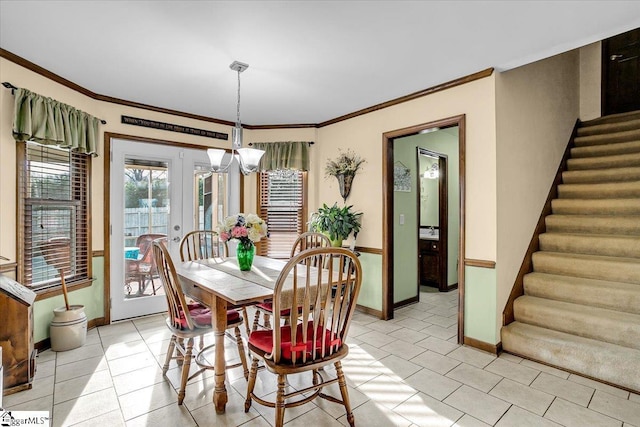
[
  {"xmin": 248, "ymin": 141, "xmax": 314, "ymax": 146},
  {"xmin": 2, "ymin": 82, "xmax": 107, "ymax": 125}
]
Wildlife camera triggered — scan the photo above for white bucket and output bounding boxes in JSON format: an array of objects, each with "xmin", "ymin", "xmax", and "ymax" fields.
[{"xmin": 50, "ymin": 305, "xmax": 87, "ymax": 352}]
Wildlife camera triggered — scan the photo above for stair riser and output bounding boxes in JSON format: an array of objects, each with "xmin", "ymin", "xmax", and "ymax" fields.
[
  {"xmin": 581, "ymin": 111, "xmax": 640, "ymax": 128},
  {"xmin": 567, "ymin": 154, "xmax": 640, "ymax": 170},
  {"xmin": 532, "ymin": 252, "xmax": 640, "ymax": 284},
  {"xmin": 545, "ymin": 217, "xmax": 640, "ymax": 236},
  {"xmin": 558, "ymin": 183, "xmax": 640, "ymax": 199},
  {"xmin": 539, "ymin": 234, "xmax": 640, "ymax": 259},
  {"xmin": 524, "ymin": 275, "xmax": 640, "ymax": 315},
  {"xmin": 574, "ymin": 130, "xmax": 640, "ymax": 147},
  {"xmin": 514, "ymin": 297, "xmax": 640, "ymax": 349},
  {"xmin": 571, "ymin": 141, "xmax": 640, "ymax": 158},
  {"xmin": 501, "ymin": 322, "xmax": 640, "ymax": 392},
  {"xmin": 551, "ymin": 199, "xmax": 640, "ymax": 215},
  {"xmin": 562, "ymin": 167, "xmax": 640, "ymax": 184}
]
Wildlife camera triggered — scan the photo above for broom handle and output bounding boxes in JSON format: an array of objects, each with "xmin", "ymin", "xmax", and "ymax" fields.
[{"xmin": 57, "ymin": 268, "xmax": 71, "ymax": 311}]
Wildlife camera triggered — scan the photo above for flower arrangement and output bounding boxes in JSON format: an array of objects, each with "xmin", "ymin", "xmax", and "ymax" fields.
[
  {"xmin": 217, "ymin": 213, "xmax": 268, "ymax": 249},
  {"xmin": 325, "ymin": 149, "xmax": 366, "ymax": 178}
]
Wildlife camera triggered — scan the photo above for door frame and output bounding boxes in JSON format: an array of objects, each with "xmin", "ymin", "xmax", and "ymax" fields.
[
  {"xmin": 103, "ymin": 132, "xmax": 240, "ymax": 324},
  {"xmin": 382, "ymin": 114, "xmax": 466, "ymax": 343}
]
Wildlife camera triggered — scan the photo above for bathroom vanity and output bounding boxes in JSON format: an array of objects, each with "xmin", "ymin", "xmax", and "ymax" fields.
[{"xmin": 419, "ymin": 227, "xmax": 441, "ymax": 289}]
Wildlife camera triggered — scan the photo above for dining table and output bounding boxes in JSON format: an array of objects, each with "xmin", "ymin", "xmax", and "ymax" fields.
[{"xmin": 175, "ymin": 255, "xmax": 293, "ymax": 414}]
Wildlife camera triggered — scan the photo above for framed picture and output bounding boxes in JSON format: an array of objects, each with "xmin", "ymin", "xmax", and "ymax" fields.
[{"xmin": 393, "ymin": 162, "xmax": 411, "ymax": 192}]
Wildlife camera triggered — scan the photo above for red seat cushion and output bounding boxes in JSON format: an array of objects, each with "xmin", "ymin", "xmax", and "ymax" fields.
[
  {"xmin": 175, "ymin": 303, "xmax": 240, "ymax": 329},
  {"xmin": 249, "ymin": 322, "xmax": 341, "ymax": 361},
  {"xmin": 256, "ymin": 301, "xmax": 294, "ymax": 316}
]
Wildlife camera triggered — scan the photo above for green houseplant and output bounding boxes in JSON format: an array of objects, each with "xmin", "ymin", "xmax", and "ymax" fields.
[{"xmin": 309, "ymin": 203, "xmax": 363, "ymax": 247}]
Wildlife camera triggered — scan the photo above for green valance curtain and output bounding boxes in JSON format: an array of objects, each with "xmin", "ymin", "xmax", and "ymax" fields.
[
  {"xmin": 12, "ymin": 88, "xmax": 101, "ymax": 156},
  {"xmin": 252, "ymin": 141, "xmax": 310, "ymax": 171}
]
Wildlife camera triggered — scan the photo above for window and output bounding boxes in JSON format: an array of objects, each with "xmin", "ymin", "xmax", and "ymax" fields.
[
  {"xmin": 195, "ymin": 169, "xmax": 227, "ymax": 231},
  {"xmin": 17, "ymin": 141, "xmax": 91, "ymax": 291},
  {"xmin": 257, "ymin": 171, "xmax": 306, "ymax": 258}
]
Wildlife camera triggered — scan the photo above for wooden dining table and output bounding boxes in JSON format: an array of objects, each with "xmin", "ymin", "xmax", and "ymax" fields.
[{"xmin": 174, "ymin": 255, "xmax": 291, "ymax": 414}]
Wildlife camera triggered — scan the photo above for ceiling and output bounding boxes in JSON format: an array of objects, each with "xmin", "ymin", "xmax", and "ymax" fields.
[{"xmin": 1, "ymin": 1, "xmax": 639, "ymax": 126}]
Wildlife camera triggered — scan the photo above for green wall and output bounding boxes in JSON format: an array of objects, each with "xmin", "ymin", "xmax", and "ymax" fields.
[
  {"xmin": 355, "ymin": 252, "xmax": 383, "ymax": 311},
  {"xmin": 464, "ymin": 265, "xmax": 497, "ymax": 343},
  {"xmin": 33, "ymin": 256, "xmax": 105, "ymax": 343}
]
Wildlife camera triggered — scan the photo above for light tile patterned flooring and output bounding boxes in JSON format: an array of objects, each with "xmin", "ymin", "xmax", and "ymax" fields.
[{"xmin": 4, "ymin": 289, "xmax": 640, "ymax": 426}]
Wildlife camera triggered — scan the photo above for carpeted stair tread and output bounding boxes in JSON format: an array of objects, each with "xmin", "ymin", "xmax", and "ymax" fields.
[
  {"xmin": 545, "ymin": 214, "xmax": 640, "ymax": 235},
  {"xmin": 577, "ymin": 117, "xmax": 640, "ymax": 137},
  {"xmin": 557, "ymin": 180, "xmax": 640, "ymax": 198},
  {"xmin": 501, "ymin": 322, "xmax": 640, "ymax": 392},
  {"xmin": 539, "ymin": 232, "xmax": 640, "ymax": 259},
  {"xmin": 524, "ymin": 272, "xmax": 640, "ymax": 315},
  {"xmin": 570, "ymin": 140, "xmax": 640, "ymax": 158},
  {"xmin": 580, "ymin": 110, "xmax": 640, "ymax": 127},
  {"xmin": 513, "ymin": 295, "xmax": 640, "ymax": 350},
  {"xmin": 562, "ymin": 167, "xmax": 640, "ymax": 184},
  {"xmin": 552, "ymin": 198, "xmax": 640, "ymax": 215},
  {"xmin": 574, "ymin": 128, "xmax": 640, "ymax": 147},
  {"xmin": 567, "ymin": 152, "xmax": 640, "ymax": 170},
  {"xmin": 532, "ymin": 251, "xmax": 640, "ymax": 285}
]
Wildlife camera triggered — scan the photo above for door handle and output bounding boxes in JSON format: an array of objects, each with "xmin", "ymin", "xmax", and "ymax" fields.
[
  {"xmin": 172, "ymin": 236, "xmax": 181, "ymax": 242},
  {"xmin": 610, "ymin": 54, "xmax": 623, "ymax": 61}
]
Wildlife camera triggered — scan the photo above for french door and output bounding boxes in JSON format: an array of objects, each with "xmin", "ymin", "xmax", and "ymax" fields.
[{"xmin": 109, "ymin": 138, "xmax": 232, "ymax": 321}]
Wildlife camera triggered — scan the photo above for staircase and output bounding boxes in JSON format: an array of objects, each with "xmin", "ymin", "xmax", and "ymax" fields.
[{"xmin": 501, "ymin": 110, "xmax": 640, "ymax": 393}]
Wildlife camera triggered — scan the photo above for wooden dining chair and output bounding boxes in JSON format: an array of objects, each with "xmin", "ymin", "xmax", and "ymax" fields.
[
  {"xmin": 152, "ymin": 240, "xmax": 249, "ymax": 405},
  {"xmin": 244, "ymin": 247, "xmax": 362, "ymax": 427},
  {"xmin": 252, "ymin": 232, "xmax": 332, "ymax": 332},
  {"xmin": 180, "ymin": 230, "xmax": 252, "ymax": 337}
]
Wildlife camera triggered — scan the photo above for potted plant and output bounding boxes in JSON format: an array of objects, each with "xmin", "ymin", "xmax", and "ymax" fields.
[
  {"xmin": 309, "ymin": 203, "xmax": 363, "ymax": 247},
  {"xmin": 325, "ymin": 149, "xmax": 366, "ymax": 202}
]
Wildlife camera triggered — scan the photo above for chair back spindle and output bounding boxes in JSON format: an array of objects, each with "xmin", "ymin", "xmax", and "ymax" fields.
[{"xmin": 180, "ymin": 230, "xmax": 228, "ymax": 262}]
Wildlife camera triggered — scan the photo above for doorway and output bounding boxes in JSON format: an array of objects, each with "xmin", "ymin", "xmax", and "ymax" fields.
[
  {"xmin": 602, "ymin": 27, "xmax": 640, "ymax": 115},
  {"xmin": 107, "ymin": 137, "xmax": 228, "ymax": 321},
  {"xmin": 382, "ymin": 115, "xmax": 466, "ymax": 342}
]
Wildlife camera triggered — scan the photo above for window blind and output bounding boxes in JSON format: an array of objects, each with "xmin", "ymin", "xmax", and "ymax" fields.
[
  {"xmin": 18, "ymin": 142, "xmax": 90, "ymax": 289},
  {"xmin": 258, "ymin": 171, "xmax": 306, "ymax": 259}
]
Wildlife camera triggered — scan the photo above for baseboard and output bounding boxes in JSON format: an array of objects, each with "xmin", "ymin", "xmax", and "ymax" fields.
[
  {"xmin": 394, "ymin": 296, "xmax": 419, "ymax": 309},
  {"xmin": 356, "ymin": 304, "xmax": 383, "ymax": 319},
  {"xmin": 463, "ymin": 336, "xmax": 502, "ymax": 355}
]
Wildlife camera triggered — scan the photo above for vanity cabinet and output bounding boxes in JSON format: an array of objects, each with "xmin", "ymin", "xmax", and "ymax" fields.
[{"xmin": 419, "ymin": 239, "xmax": 440, "ymax": 288}]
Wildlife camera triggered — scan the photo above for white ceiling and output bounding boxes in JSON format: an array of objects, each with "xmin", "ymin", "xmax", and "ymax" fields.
[{"xmin": 1, "ymin": 1, "xmax": 639, "ymax": 126}]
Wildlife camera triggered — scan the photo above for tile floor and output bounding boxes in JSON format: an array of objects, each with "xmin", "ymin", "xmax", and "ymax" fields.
[{"xmin": 4, "ymin": 289, "xmax": 640, "ymax": 426}]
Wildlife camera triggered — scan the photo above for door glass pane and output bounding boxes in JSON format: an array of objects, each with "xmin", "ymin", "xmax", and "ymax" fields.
[
  {"xmin": 123, "ymin": 161, "xmax": 169, "ymax": 298},
  {"xmin": 195, "ymin": 170, "xmax": 227, "ymax": 231}
]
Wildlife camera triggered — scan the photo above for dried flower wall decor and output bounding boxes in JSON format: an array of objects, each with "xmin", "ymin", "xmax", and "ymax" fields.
[{"xmin": 325, "ymin": 149, "xmax": 366, "ymax": 202}]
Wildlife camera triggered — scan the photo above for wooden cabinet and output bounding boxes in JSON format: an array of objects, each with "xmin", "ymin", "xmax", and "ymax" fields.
[
  {"xmin": 419, "ymin": 239, "xmax": 440, "ymax": 288},
  {"xmin": 1, "ymin": 275, "xmax": 36, "ymax": 395}
]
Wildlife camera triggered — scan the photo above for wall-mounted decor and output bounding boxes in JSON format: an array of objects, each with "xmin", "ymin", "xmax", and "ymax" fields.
[
  {"xmin": 325, "ymin": 149, "xmax": 366, "ymax": 202},
  {"xmin": 394, "ymin": 161, "xmax": 411, "ymax": 192},
  {"xmin": 122, "ymin": 115, "xmax": 228, "ymax": 141}
]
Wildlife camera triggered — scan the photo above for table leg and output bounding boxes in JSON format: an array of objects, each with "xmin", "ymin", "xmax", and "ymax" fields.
[{"xmin": 213, "ymin": 296, "xmax": 228, "ymax": 414}]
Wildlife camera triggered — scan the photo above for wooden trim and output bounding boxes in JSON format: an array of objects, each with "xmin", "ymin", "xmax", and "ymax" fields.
[
  {"xmin": 383, "ymin": 115, "xmax": 466, "ymax": 342},
  {"xmin": 354, "ymin": 246, "xmax": 383, "ymax": 255},
  {"xmin": 92, "ymin": 250, "xmax": 105, "ymax": 257},
  {"xmin": 1, "ymin": 48, "xmax": 492, "ymax": 132},
  {"xmin": 319, "ymin": 69, "xmax": 493, "ymax": 127},
  {"xmin": 464, "ymin": 259, "xmax": 496, "ymax": 269},
  {"xmin": 355, "ymin": 304, "xmax": 383, "ymax": 319},
  {"xmin": 502, "ymin": 119, "xmax": 580, "ymax": 326},
  {"xmin": 0, "ymin": 262, "xmax": 17, "ymax": 274},
  {"xmin": 34, "ymin": 278, "xmax": 94, "ymax": 301},
  {"xmin": 394, "ymin": 296, "xmax": 419, "ymax": 309},
  {"xmin": 463, "ymin": 336, "xmax": 502, "ymax": 355},
  {"xmin": 103, "ymin": 132, "xmax": 216, "ymax": 151}
]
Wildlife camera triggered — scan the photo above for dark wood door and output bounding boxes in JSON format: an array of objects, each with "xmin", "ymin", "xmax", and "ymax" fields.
[{"xmin": 602, "ymin": 27, "xmax": 640, "ymax": 115}]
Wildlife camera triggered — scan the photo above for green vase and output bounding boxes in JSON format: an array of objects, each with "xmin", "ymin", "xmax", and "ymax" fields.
[{"xmin": 236, "ymin": 241, "xmax": 255, "ymax": 271}]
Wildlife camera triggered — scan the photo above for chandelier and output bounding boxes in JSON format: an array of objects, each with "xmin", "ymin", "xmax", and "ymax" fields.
[{"xmin": 207, "ymin": 61, "xmax": 265, "ymax": 175}]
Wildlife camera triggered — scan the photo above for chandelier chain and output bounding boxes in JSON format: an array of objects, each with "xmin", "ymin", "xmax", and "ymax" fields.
[{"xmin": 236, "ymin": 68, "xmax": 241, "ymax": 125}]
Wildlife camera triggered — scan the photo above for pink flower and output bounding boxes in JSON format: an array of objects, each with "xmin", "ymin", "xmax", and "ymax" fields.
[
  {"xmin": 231, "ymin": 226, "xmax": 248, "ymax": 238},
  {"xmin": 220, "ymin": 231, "xmax": 230, "ymax": 242}
]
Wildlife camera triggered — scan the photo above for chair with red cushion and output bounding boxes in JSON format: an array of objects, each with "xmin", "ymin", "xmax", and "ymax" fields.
[
  {"xmin": 180, "ymin": 230, "xmax": 252, "ymax": 338},
  {"xmin": 152, "ymin": 240, "xmax": 249, "ymax": 405},
  {"xmin": 244, "ymin": 247, "xmax": 362, "ymax": 427},
  {"xmin": 252, "ymin": 232, "xmax": 332, "ymax": 332}
]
